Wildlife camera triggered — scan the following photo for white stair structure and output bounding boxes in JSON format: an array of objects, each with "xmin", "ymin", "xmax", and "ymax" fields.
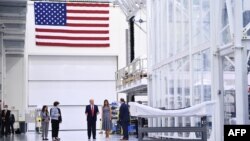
[{"xmin": 116, "ymin": 57, "xmax": 147, "ymax": 94}]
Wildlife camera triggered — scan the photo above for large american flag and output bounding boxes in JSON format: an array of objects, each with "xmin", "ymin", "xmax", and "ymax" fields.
[{"xmin": 34, "ymin": 2, "xmax": 110, "ymax": 47}]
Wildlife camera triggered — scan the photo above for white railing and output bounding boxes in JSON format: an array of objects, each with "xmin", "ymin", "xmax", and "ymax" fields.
[{"xmin": 116, "ymin": 57, "xmax": 147, "ymax": 90}]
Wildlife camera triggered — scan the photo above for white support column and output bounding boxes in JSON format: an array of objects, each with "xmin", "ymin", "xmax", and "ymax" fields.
[
  {"xmin": 234, "ymin": 0, "xmax": 249, "ymax": 124},
  {"xmin": 0, "ymin": 24, "xmax": 5, "ymax": 109},
  {"xmin": 211, "ymin": 0, "xmax": 224, "ymax": 141},
  {"xmin": 173, "ymin": 0, "xmax": 177, "ymax": 55},
  {"xmin": 181, "ymin": 59, "xmax": 186, "ymax": 137},
  {"xmin": 160, "ymin": 0, "xmax": 165, "ymax": 61},
  {"xmin": 212, "ymin": 56, "xmax": 224, "ymax": 141},
  {"xmin": 146, "ymin": 0, "xmax": 153, "ymax": 136},
  {"xmin": 0, "ymin": 26, "xmax": 2, "ymax": 107},
  {"xmin": 173, "ymin": 62, "xmax": 178, "ymax": 137},
  {"xmin": 161, "ymin": 69, "xmax": 166, "ymax": 129},
  {"xmin": 180, "ymin": 0, "xmax": 185, "ymax": 52},
  {"xmin": 173, "ymin": 0, "xmax": 179, "ymax": 137},
  {"xmin": 166, "ymin": 0, "xmax": 170, "ymax": 58},
  {"xmin": 188, "ymin": 0, "xmax": 196, "ymax": 138}
]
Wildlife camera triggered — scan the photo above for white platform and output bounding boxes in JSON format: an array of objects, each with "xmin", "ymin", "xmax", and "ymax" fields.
[{"xmin": 116, "ymin": 78, "xmax": 147, "ymax": 93}]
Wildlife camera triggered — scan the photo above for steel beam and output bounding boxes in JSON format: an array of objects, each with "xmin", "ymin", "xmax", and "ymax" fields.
[
  {"xmin": 0, "ymin": 24, "xmax": 5, "ymax": 109},
  {"xmin": 234, "ymin": 0, "xmax": 249, "ymax": 124},
  {"xmin": 211, "ymin": 0, "xmax": 224, "ymax": 141},
  {"xmin": 138, "ymin": 116, "xmax": 207, "ymax": 141}
]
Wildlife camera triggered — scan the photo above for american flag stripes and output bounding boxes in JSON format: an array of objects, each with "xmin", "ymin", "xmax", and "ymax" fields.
[{"xmin": 34, "ymin": 2, "xmax": 110, "ymax": 47}]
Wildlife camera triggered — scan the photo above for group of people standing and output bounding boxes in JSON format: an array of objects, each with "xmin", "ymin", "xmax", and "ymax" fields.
[
  {"xmin": 0, "ymin": 105, "xmax": 15, "ymax": 138},
  {"xmin": 39, "ymin": 98, "xmax": 130, "ymax": 141},
  {"xmin": 40, "ymin": 101, "xmax": 62, "ymax": 141},
  {"xmin": 85, "ymin": 98, "xmax": 130, "ymax": 141}
]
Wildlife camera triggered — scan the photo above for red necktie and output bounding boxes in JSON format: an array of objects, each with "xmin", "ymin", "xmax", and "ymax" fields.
[{"xmin": 91, "ymin": 106, "xmax": 94, "ymax": 117}]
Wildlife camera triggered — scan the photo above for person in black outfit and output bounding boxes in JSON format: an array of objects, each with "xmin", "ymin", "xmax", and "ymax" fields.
[
  {"xmin": 119, "ymin": 98, "xmax": 130, "ymax": 141},
  {"xmin": 1, "ymin": 105, "xmax": 11, "ymax": 137},
  {"xmin": 9, "ymin": 113, "xmax": 15, "ymax": 135},
  {"xmin": 50, "ymin": 101, "xmax": 62, "ymax": 141},
  {"xmin": 85, "ymin": 99, "xmax": 99, "ymax": 140},
  {"xmin": 0, "ymin": 110, "xmax": 2, "ymax": 135}
]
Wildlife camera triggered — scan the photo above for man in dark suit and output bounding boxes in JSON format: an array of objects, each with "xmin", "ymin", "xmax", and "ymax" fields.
[
  {"xmin": 119, "ymin": 98, "xmax": 130, "ymax": 141},
  {"xmin": 1, "ymin": 105, "xmax": 11, "ymax": 137},
  {"xmin": 85, "ymin": 99, "xmax": 99, "ymax": 140}
]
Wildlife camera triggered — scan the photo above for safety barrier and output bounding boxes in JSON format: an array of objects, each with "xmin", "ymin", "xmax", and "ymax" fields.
[{"xmin": 138, "ymin": 116, "xmax": 207, "ymax": 141}]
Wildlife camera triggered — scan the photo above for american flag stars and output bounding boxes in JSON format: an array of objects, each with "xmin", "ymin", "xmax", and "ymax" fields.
[{"xmin": 35, "ymin": 2, "xmax": 66, "ymax": 26}]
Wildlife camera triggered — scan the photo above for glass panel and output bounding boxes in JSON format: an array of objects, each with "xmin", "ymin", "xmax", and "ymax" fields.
[
  {"xmin": 192, "ymin": 49, "xmax": 211, "ymax": 105},
  {"xmin": 168, "ymin": 0, "xmax": 174, "ymax": 57},
  {"xmin": 220, "ymin": 2, "xmax": 232, "ymax": 45},
  {"xmin": 223, "ymin": 55, "xmax": 236, "ymax": 124},
  {"xmin": 192, "ymin": 0, "xmax": 202, "ymax": 47},
  {"xmin": 192, "ymin": 0, "xmax": 210, "ymax": 48},
  {"xmin": 243, "ymin": 0, "xmax": 250, "ymax": 36},
  {"xmin": 176, "ymin": 8, "xmax": 182, "ymax": 53},
  {"xmin": 183, "ymin": 0, "xmax": 190, "ymax": 51}
]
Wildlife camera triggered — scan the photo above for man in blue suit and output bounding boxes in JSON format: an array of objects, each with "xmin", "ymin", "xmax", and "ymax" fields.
[
  {"xmin": 85, "ymin": 99, "xmax": 99, "ymax": 140},
  {"xmin": 119, "ymin": 98, "xmax": 130, "ymax": 140}
]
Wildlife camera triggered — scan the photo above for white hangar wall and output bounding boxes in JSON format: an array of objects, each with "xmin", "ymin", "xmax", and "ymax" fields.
[{"xmin": 24, "ymin": 1, "xmax": 127, "ymax": 130}]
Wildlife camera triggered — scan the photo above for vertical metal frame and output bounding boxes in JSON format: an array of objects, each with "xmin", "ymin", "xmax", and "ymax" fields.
[
  {"xmin": 173, "ymin": 0, "xmax": 177, "ymax": 55},
  {"xmin": 144, "ymin": 0, "xmax": 250, "ymax": 140},
  {"xmin": 188, "ymin": 1, "xmax": 195, "ymax": 136},
  {"xmin": 234, "ymin": 0, "xmax": 249, "ymax": 124},
  {"xmin": 210, "ymin": 1, "xmax": 224, "ymax": 140},
  {"xmin": 0, "ymin": 25, "xmax": 5, "ymax": 109}
]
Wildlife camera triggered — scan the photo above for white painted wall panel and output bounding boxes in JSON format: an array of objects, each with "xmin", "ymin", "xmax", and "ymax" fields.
[
  {"xmin": 27, "ymin": 106, "xmax": 103, "ymax": 130},
  {"xmin": 57, "ymin": 106, "xmax": 102, "ymax": 130},
  {"xmin": 28, "ymin": 56, "xmax": 117, "ymax": 129},
  {"xmin": 28, "ymin": 81, "xmax": 116, "ymax": 105},
  {"xmin": 28, "ymin": 56, "xmax": 117, "ymax": 80},
  {"xmin": 6, "ymin": 55, "xmax": 25, "ymax": 121}
]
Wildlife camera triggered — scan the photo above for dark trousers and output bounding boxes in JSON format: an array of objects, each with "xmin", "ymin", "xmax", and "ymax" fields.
[
  {"xmin": 10, "ymin": 122, "xmax": 14, "ymax": 134},
  {"xmin": 135, "ymin": 118, "xmax": 145, "ymax": 138},
  {"xmin": 121, "ymin": 122, "xmax": 129, "ymax": 139},
  {"xmin": 87, "ymin": 120, "xmax": 96, "ymax": 139},
  {"xmin": 1, "ymin": 122, "xmax": 10, "ymax": 135},
  {"xmin": 51, "ymin": 120, "xmax": 59, "ymax": 138},
  {"xmin": 135, "ymin": 120, "xmax": 139, "ymax": 137}
]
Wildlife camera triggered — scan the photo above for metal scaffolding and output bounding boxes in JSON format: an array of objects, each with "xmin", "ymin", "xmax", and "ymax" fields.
[{"xmin": 140, "ymin": 0, "xmax": 250, "ymax": 140}]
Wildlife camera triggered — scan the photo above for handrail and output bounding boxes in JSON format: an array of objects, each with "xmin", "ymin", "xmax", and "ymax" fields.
[
  {"xmin": 116, "ymin": 57, "xmax": 147, "ymax": 89},
  {"xmin": 138, "ymin": 116, "xmax": 208, "ymax": 141}
]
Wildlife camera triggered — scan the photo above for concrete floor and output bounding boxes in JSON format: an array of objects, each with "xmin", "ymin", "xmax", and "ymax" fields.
[{"xmin": 0, "ymin": 131, "xmax": 139, "ymax": 141}]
